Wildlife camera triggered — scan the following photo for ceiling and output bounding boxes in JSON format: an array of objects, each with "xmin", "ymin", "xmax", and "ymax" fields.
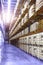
[
  {"xmin": 0, "ymin": 0, "xmax": 25, "ymax": 27},
  {"xmin": 0, "ymin": 0, "xmax": 17, "ymax": 25},
  {"xmin": 1, "ymin": 0, "xmax": 17, "ymax": 12}
]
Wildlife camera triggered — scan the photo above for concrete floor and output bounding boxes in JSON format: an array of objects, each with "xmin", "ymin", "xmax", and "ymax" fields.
[{"xmin": 1, "ymin": 43, "xmax": 43, "ymax": 65}]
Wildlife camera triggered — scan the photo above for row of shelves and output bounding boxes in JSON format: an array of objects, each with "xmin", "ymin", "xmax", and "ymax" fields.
[
  {"xmin": 9, "ymin": 7, "xmax": 29, "ymax": 35},
  {"xmin": 18, "ymin": 43, "xmax": 43, "ymax": 60},
  {"xmin": 18, "ymin": 32, "xmax": 43, "ymax": 45},
  {"xmin": 9, "ymin": 0, "xmax": 43, "ymax": 60},
  {"xmin": 9, "ymin": 6, "xmax": 43, "ymax": 38},
  {"xmin": 10, "ymin": 17, "xmax": 43, "ymax": 40},
  {"xmin": 10, "ymin": 29, "xmax": 43, "ymax": 41}
]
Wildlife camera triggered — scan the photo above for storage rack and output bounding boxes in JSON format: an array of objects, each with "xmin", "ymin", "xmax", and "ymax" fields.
[{"xmin": 9, "ymin": 0, "xmax": 43, "ymax": 60}]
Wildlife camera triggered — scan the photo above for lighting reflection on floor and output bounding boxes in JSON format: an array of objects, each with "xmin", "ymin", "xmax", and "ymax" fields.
[{"xmin": 1, "ymin": 43, "xmax": 43, "ymax": 65}]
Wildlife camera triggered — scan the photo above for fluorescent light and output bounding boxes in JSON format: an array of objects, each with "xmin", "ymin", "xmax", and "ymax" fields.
[
  {"xmin": 5, "ymin": 0, "xmax": 11, "ymax": 23},
  {"xmin": 14, "ymin": 0, "xmax": 20, "ymax": 17},
  {"xmin": 8, "ymin": 0, "xmax": 10, "ymax": 11}
]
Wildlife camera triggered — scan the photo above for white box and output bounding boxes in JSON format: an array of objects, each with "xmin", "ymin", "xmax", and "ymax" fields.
[
  {"xmin": 30, "ymin": 22, "xmax": 39, "ymax": 32},
  {"xmin": 20, "ymin": 44, "xmax": 24, "ymax": 50},
  {"xmin": 25, "ymin": 37, "xmax": 27, "ymax": 43},
  {"xmin": 35, "ymin": 33, "xmax": 43, "ymax": 45},
  {"xmin": 22, "ymin": 30, "xmax": 25, "ymax": 35},
  {"xmin": 29, "ymin": 4, "xmax": 35, "ymax": 18},
  {"xmin": 21, "ymin": 19, "xmax": 24, "ymax": 26},
  {"xmin": 24, "ymin": 13, "xmax": 29, "ymax": 22},
  {"xmin": 23, "ymin": 44, "xmax": 28, "ymax": 52},
  {"xmin": 27, "ymin": 35, "xmax": 33, "ymax": 44},
  {"xmin": 22, "ymin": 37, "xmax": 27, "ymax": 44},
  {"xmin": 28, "ymin": 46, "xmax": 33, "ymax": 54},
  {"xmin": 38, "ymin": 47, "xmax": 43, "ymax": 60},
  {"xmin": 32, "ymin": 34, "xmax": 37, "ymax": 44},
  {"xmin": 24, "ymin": 1, "xmax": 29, "ymax": 8},
  {"xmin": 38, "ymin": 32, "xmax": 43, "ymax": 45},
  {"xmin": 25, "ymin": 27, "xmax": 29, "ymax": 34},
  {"xmin": 36, "ymin": 0, "xmax": 42, "ymax": 4},
  {"xmin": 36, "ymin": 0, "xmax": 43, "ymax": 11}
]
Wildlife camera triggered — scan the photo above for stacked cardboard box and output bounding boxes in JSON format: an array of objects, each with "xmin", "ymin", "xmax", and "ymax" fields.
[
  {"xmin": 23, "ymin": 44, "xmax": 28, "ymax": 52},
  {"xmin": 38, "ymin": 47, "xmax": 43, "ymax": 60},
  {"xmin": 36, "ymin": 0, "xmax": 43, "ymax": 11},
  {"xmin": 38, "ymin": 19, "xmax": 43, "ymax": 30},
  {"xmin": 30, "ymin": 22, "xmax": 39, "ymax": 32},
  {"xmin": 21, "ymin": 1, "xmax": 29, "ymax": 14},
  {"xmin": 24, "ymin": 13, "xmax": 29, "ymax": 23},
  {"xmin": 28, "ymin": 45, "xmax": 33, "ymax": 54},
  {"xmin": 32, "ymin": 34, "xmax": 37, "ymax": 45},
  {"xmin": 29, "ymin": 4, "xmax": 35, "ymax": 18},
  {"xmin": 21, "ymin": 18, "xmax": 24, "ymax": 26},
  {"xmin": 32, "ymin": 46, "xmax": 39, "ymax": 57},
  {"xmin": 24, "ymin": 27, "xmax": 30, "ymax": 34},
  {"xmin": 27, "ymin": 35, "xmax": 32, "ymax": 44},
  {"xmin": 38, "ymin": 32, "xmax": 43, "ymax": 45}
]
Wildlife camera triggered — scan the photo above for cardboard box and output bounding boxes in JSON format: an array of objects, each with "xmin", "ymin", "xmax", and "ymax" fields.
[
  {"xmin": 21, "ymin": 19, "xmax": 24, "ymax": 26},
  {"xmin": 24, "ymin": 13, "xmax": 29, "ymax": 22},
  {"xmin": 30, "ymin": 22, "xmax": 39, "ymax": 32},
  {"xmin": 24, "ymin": 1, "xmax": 29, "ymax": 8},
  {"xmin": 36, "ymin": 0, "xmax": 43, "ymax": 11},
  {"xmin": 23, "ymin": 44, "xmax": 28, "ymax": 52},
  {"xmin": 25, "ymin": 27, "xmax": 29, "ymax": 34},
  {"xmin": 38, "ymin": 19, "xmax": 43, "ymax": 30},
  {"xmin": 32, "ymin": 46, "xmax": 39, "ymax": 57},
  {"xmin": 27, "ymin": 35, "xmax": 33, "ymax": 44},
  {"xmin": 21, "ymin": 31, "xmax": 24, "ymax": 36},
  {"xmin": 32, "ymin": 34, "xmax": 37, "ymax": 44},
  {"xmin": 21, "ymin": 1, "xmax": 29, "ymax": 14},
  {"xmin": 38, "ymin": 47, "xmax": 43, "ymax": 60},
  {"xmin": 29, "ymin": 4, "xmax": 35, "ymax": 18},
  {"xmin": 38, "ymin": 32, "xmax": 43, "ymax": 45},
  {"xmin": 28, "ymin": 46, "xmax": 33, "ymax": 54}
]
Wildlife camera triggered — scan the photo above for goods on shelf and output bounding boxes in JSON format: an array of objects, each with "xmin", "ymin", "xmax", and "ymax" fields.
[
  {"xmin": 32, "ymin": 34, "xmax": 37, "ymax": 44},
  {"xmin": 32, "ymin": 46, "xmax": 39, "ymax": 57},
  {"xmin": 24, "ymin": 27, "xmax": 30, "ymax": 34},
  {"xmin": 21, "ymin": 30, "xmax": 25, "ymax": 36},
  {"xmin": 21, "ymin": 18, "xmax": 24, "ymax": 26},
  {"xmin": 24, "ymin": 37, "xmax": 27, "ymax": 44},
  {"xmin": 28, "ymin": 46, "xmax": 33, "ymax": 54},
  {"xmin": 36, "ymin": 0, "xmax": 43, "ymax": 11},
  {"xmin": 24, "ymin": 1, "xmax": 29, "ymax": 8},
  {"xmin": 30, "ymin": 22, "xmax": 39, "ymax": 32},
  {"xmin": 24, "ymin": 13, "xmax": 29, "ymax": 23},
  {"xmin": 29, "ymin": 4, "xmax": 35, "ymax": 18},
  {"xmin": 38, "ymin": 32, "xmax": 43, "ymax": 45},
  {"xmin": 27, "ymin": 35, "xmax": 32, "ymax": 44},
  {"xmin": 23, "ymin": 44, "xmax": 28, "ymax": 52},
  {"xmin": 9, "ymin": 0, "xmax": 43, "ymax": 61},
  {"xmin": 38, "ymin": 47, "xmax": 43, "ymax": 60},
  {"xmin": 38, "ymin": 19, "xmax": 43, "ymax": 30}
]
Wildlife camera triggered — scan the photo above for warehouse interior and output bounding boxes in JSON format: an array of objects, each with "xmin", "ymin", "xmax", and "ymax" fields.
[{"xmin": 0, "ymin": 0, "xmax": 43, "ymax": 65}]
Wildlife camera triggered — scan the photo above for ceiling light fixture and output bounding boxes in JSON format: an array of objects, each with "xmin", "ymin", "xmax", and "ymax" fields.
[{"xmin": 14, "ymin": 0, "xmax": 20, "ymax": 17}]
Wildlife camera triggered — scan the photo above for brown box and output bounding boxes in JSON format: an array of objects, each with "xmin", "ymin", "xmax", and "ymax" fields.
[{"xmin": 38, "ymin": 19, "xmax": 43, "ymax": 30}]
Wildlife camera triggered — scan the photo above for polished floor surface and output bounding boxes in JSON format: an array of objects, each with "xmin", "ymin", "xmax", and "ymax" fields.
[{"xmin": 1, "ymin": 43, "xmax": 43, "ymax": 65}]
